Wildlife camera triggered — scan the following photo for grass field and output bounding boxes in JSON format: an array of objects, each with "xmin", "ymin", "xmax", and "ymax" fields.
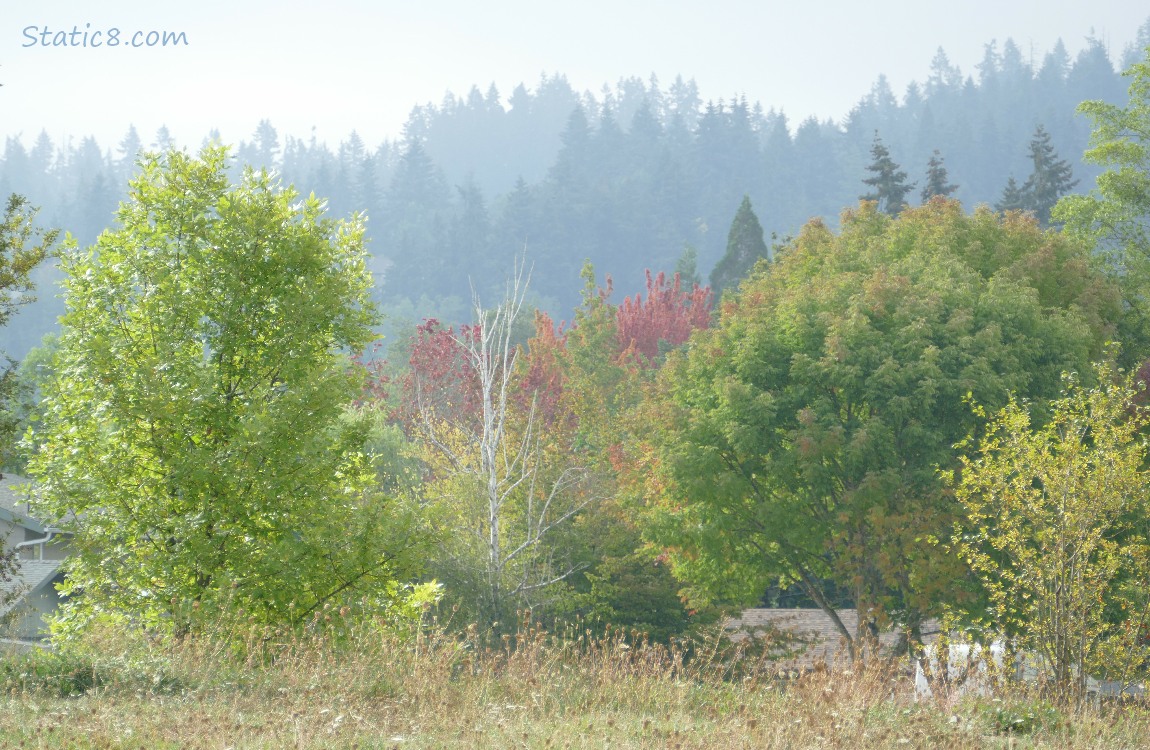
[{"xmin": 2, "ymin": 619, "xmax": 1147, "ymax": 749}]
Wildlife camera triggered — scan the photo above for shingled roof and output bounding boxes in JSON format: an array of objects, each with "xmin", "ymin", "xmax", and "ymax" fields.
[
  {"xmin": 725, "ymin": 608, "xmax": 934, "ymax": 670},
  {"xmin": 0, "ymin": 474, "xmax": 44, "ymax": 533},
  {"xmin": 0, "ymin": 559, "xmax": 62, "ymax": 615}
]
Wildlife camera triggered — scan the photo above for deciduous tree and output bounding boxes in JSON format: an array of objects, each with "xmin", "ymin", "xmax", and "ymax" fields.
[
  {"xmin": 0, "ymin": 195, "xmax": 55, "ymax": 464},
  {"xmin": 405, "ymin": 265, "xmax": 595, "ymax": 628},
  {"xmin": 639, "ymin": 200, "xmax": 1121, "ymax": 657},
  {"xmin": 949, "ymin": 361, "xmax": 1150, "ymax": 703},
  {"xmin": 30, "ymin": 147, "xmax": 415, "ymax": 634},
  {"xmin": 615, "ymin": 269, "xmax": 711, "ymax": 364},
  {"xmin": 1056, "ymin": 49, "xmax": 1150, "ymax": 317}
]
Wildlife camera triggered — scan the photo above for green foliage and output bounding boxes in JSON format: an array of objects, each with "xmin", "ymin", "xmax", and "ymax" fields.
[
  {"xmin": 0, "ymin": 648, "xmax": 101, "ymax": 697},
  {"xmin": 640, "ymin": 200, "xmax": 1120, "ymax": 653},
  {"xmin": 709, "ymin": 196, "xmax": 769, "ymax": 295},
  {"xmin": 0, "ymin": 195, "xmax": 56, "ymax": 465},
  {"xmin": 949, "ymin": 360, "xmax": 1150, "ymax": 703},
  {"xmin": 342, "ymin": 404, "xmax": 425, "ymax": 498},
  {"xmin": 675, "ymin": 244, "xmax": 702, "ymax": 289},
  {"xmin": 980, "ymin": 698, "xmax": 1063, "ymax": 736},
  {"xmin": 0, "ymin": 195, "xmax": 56, "ymax": 330},
  {"xmin": 1056, "ymin": 48, "xmax": 1150, "ymax": 316},
  {"xmin": 4, "ymin": 333, "xmax": 61, "ymax": 472},
  {"xmin": 29, "ymin": 146, "xmax": 418, "ymax": 636}
]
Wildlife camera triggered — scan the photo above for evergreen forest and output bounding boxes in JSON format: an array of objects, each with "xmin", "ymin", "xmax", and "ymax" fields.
[{"xmin": 2, "ymin": 25, "xmax": 1149, "ymax": 359}]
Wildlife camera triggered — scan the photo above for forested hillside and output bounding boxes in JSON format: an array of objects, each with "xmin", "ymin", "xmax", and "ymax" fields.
[{"xmin": 1, "ymin": 23, "xmax": 1148, "ymax": 360}]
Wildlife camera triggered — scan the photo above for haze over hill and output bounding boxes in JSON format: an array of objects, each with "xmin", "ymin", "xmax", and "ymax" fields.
[
  {"xmin": 1, "ymin": 7, "xmax": 1150, "ymax": 361},
  {"xmin": 3, "ymin": 0, "xmax": 1147, "ymax": 148}
]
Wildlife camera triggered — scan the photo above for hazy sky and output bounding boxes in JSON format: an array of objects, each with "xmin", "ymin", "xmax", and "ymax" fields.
[{"xmin": 2, "ymin": 1, "xmax": 1147, "ymax": 150}]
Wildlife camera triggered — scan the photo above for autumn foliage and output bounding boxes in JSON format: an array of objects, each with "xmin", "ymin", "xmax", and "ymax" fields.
[
  {"xmin": 614, "ymin": 270, "xmax": 713, "ymax": 363},
  {"xmin": 370, "ymin": 270, "xmax": 713, "ymax": 434}
]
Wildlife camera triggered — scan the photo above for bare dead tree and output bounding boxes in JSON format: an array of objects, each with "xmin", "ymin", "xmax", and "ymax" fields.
[{"xmin": 414, "ymin": 260, "xmax": 595, "ymax": 627}]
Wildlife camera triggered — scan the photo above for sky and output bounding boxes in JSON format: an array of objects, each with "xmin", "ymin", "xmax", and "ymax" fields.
[{"xmin": 1, "ymin": 1, "xmax": 1148, "ymax": 151}]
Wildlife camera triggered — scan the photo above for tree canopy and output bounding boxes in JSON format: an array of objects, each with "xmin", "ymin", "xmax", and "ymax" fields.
[
  {"xmin": 29, "ymin": 147, "xmax": 417, "ymax": 634},
  {"xmin": 950, "ymin": 361, "xmax": 1150, "ymax": 701},
  {"xmin": 639, "ymin": 200, "xmax": 1122, "ymax": 654},
  {"xmin": 1056, "ymin": 47, "xmax": 1150, "ymax": 311},
  {"xmin": 0, "ymin": 195, "xmax": 55, "ymax": 468}
]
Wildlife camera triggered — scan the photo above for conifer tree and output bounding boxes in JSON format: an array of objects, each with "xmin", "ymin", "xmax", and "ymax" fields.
[
  {"xmin": 710, "ymin": 195, "xmax": 769, "ymax": 295},
  {"xmin": 675, "ymin": 244, "xmax": 701, "ymax": 289},
  {"xmin": 995, "ymin": 175, "xmax": 1027, "ymax": 212},
  {"xmin": 920, "ymin": 149, "xmax": 958, "ymax": 202},
  {"xmin": 861, "ymin": 132, "xmax": 915, "ymax": 216},
  {"xmin": 1021, "ymin": 124, "xmax": 1078, "ymax": 224}
]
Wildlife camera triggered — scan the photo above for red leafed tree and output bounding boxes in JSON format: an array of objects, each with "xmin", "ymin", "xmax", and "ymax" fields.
[
  {"xmin": 519, "ymin": 310, "xmax": 568, "ymax": 426},
  {"xmin": 394, "ymin": 318, "xmax": 484, "ymax": 432},
  {"xmin": 614, "ymin": 270, "xmax": 712, "ymax": 363}
]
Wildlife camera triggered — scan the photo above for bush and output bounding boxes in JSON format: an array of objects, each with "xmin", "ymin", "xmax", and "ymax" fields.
[{"xmin": 0, "ymin": 648, "xmax": 100, "ymax": 696}]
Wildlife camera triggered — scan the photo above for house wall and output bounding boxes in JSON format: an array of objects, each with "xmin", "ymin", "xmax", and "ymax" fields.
[
  {"xmin": 19, "ymin": 530, "xmax": 68, "ymax": 562},
  {"xmin": 0, "ymin": 518, "xmax": 17, "ymax": 550},
  {"xmin": 3, "ymin": 578, "xmax": 63, "ymax": 641}
]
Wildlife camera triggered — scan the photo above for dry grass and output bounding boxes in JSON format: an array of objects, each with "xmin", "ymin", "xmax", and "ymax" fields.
[{"xmin": 1, "ymin": 618, "xmax": 1147, "ymax": 749}]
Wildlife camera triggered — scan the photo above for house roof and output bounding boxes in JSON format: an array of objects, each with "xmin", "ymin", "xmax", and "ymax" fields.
[
  {"xmin": 726, "ymin": 608, "xmax": 934, "ymax": 669},
  {"xmin": 0, "ymin": 559, "xmax": 62, "ymax": 617},
  {"xmin": 0, "ymin": 474, "xmax": 44, "ymax": 534}
]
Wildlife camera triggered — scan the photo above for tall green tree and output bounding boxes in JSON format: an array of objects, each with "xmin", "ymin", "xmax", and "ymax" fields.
[
  {"xmin": 1056, "ymin": 48, "xmax": 1150, "ymax": 315},
  {"xmin": 920, "ymin": 149, "xmax": 958, "ymax": 202},
  {"xmin": 640, "ymin": 201, "xmax": 1121, "ymax": 657},
  {"xmin": 861, "ymin": 131, "xmax": 915, "ymax": 216},
  {"xmin": 30, "ymin": 147, "xmax": 416, "ymax": 635},
  {"xmin": 1020, "ymin": 125, "xmax": 1078, "ymax": 225},
  {"xmin": 0, "ymin": 196, "xmax": 51, "ymax": 579},
  {"xmin": 709, "ymin": 195, "xmax": 769, "ymax": 295}
]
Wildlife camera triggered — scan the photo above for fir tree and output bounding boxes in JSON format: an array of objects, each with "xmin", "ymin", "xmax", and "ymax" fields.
[
  {"xmin": 995, "ymin": 175, "xmax": 1027, "ymax": 212},
  {"xmin": 920, "ymin": 149, "xmax": 958, "ymax": 202},
  {"xmin": 1020, "ymin": 124, "xmax": 1078, "ymax": 225},
  {"xmin": 710, "ymin": 195, "xmax": 768, "ymax": 295},
  {"xmin": 861, "ymin": 131, "xmax": 914, "ymax": 216},
  {"xmin": 675, "ymin": 243, "xmax": 702, "ymax": 289}
]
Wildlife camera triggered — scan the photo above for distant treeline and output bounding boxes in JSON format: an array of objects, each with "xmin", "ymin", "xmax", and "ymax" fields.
[{"xmin": 2, "ymin": 21, "xmax": 1148, "ymax": 358}]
